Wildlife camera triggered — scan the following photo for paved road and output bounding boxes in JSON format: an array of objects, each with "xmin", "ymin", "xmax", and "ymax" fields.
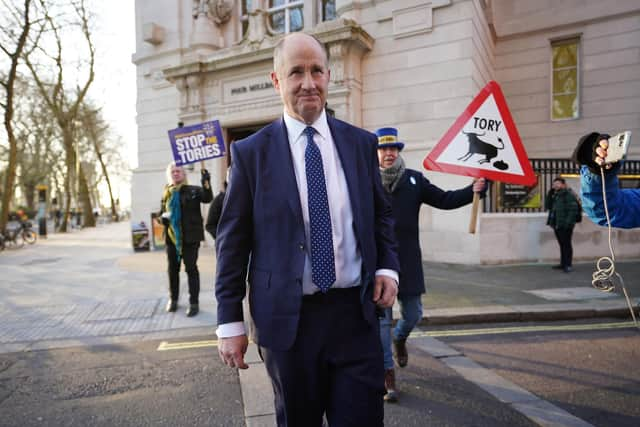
[
  {"xmin": 1, "ymin": 221, "xmax": 638, "ymax": 426},
  {"xmin": 433, "ymin": 319, "xmax": 640, "ymax": 427},
  {"xmin": 5, "ymin": 319, "xmax": 636, "ymax": 427},
  {"xmin": 0, "ymin": 336, "xmax": 244, "ymax": 427},
  {"xmin": 0, "ymin": 222, "xmax": 218, "ymax": 354},
  {"xmin": 0, "ymin": 331, "xmax": 536, "ymax": 427}
]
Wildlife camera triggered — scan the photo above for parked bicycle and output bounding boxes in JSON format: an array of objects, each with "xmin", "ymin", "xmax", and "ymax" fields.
[
  {"xmin": 1, "ymin": 225, "xmax": 24, "ymax": 249},
  {"xmin": 20, "ymin": 220, "xmax": 37, "ymax": 244}
]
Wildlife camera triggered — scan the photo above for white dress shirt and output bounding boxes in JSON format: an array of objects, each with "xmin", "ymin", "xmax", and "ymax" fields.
[
  {"xmin": 216, "ymin": 110, "xmax": 397, "ymax": 338},
  {"xmin": 285, "ymin": 109, "xmax": 363, "ymax": 295}
]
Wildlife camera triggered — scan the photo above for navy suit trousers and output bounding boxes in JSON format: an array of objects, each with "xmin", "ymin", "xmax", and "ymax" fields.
[{"xmin": 259, "ymin": 286, "xmax": 385, "ymax": 427}]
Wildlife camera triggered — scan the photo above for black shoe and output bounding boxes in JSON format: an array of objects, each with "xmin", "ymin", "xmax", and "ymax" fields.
[
  {"xmin": 383, "ymin": 368, "xmax": 398, "ymax": 403},
  {"xmin": 393, "ymin": 338, "xmax": 408, "ymax": 368},
  {"xmin": 166, "ymin": 300, "xmax": 178, "ymax": 313},
  {"xmin": 563, "ymin": 266, "xmax": 573, "ymax": 273},
  {"xmin": 551, "ymin": 265, "xmax": 563, "ymax": 270},
  {"xmin": 186, "ymin": 304, "xmax": 199, "ymax": 317}
]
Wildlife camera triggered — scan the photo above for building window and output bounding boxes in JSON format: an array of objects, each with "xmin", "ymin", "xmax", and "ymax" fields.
[
  {"xmin": 268, "ymin": 0, "xmax": 304, "ymax": 34},
  {"xmin": 321, "ymin": 0, "xmax": 336, "ymax": 22},
  {"xmin": 551, "ymin": 38, "xmax": 580, "ymax": 121},
  {"xmin": 240, "ymin": 0, "xmax": 253, "ymax": 37}
]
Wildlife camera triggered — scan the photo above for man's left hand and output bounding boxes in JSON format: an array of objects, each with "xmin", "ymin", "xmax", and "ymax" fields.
[
  {"xmin": 472, "ymin": 177, "xmax": 486, "ymax": 193},
  {"xmin": 373, "ymin": 275, "xmax": 398, "ymax": 308}
]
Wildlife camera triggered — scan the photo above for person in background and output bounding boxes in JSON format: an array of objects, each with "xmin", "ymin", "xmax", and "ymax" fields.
[
  {"xmin": 215, "ymin": 32, "xmax": 399, "ymax": 426},
  {"xmin": 160, "ymin": 162, "xmax": 213, "ymax": 317},
  {"xmin": 573, "ymin": 132, "xmax": 639, "ymax": 228},
  {"xmin": 53, "ymin": 208, "xmax": 62, "ymax": 231},
  {"xmin": 375, "ymin": 127, "xmax": 486, "ymax": 402},
  {"xmin": 545, "ymin": 177, "xmax": 580, "ymax": 273},
  {"xmin": 205, "ymin": 168, "xmax": 229, "ymax": 240}
]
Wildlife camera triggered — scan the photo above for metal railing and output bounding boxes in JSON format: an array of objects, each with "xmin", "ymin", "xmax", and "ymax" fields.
[{"xmin": 484, "ymin": 158, "xmax": 640, "ymax": 213}]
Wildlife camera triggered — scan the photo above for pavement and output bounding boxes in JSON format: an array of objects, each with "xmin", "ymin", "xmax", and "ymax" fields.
[{"xmin": 1, "ymin": 220, "xmax": 638, "ymax": 426}]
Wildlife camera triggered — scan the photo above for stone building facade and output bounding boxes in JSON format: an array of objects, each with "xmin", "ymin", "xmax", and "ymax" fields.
[{"xmin": 133, "ymin": 0, "xmax": 640, "ymax": 263}]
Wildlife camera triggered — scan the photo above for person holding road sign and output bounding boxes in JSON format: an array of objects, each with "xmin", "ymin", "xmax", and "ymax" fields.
[{"xmin": 376, "ymin": 126, "xmax": 486, "ymax": 402}]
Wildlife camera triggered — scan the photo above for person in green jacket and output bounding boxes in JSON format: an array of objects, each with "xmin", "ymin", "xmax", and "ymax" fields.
[{"xmin": 546, "ymin": 177, "xmax": 580, "ymax": 272}]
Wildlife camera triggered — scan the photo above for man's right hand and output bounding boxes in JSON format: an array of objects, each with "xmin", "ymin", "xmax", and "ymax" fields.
[{"xmin": 218, "ymin": 335, "xmax": 249, "ymax": 369}]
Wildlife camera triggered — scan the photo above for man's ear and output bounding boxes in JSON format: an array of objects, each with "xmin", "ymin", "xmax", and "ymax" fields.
[{"xmin": 270, "ymin": 71, "xmax": 280, "ymax": 91}]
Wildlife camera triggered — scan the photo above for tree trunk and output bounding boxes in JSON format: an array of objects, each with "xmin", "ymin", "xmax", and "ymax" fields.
[
  {"xmin": 60, "ymin": 177, "xmax": 70, "ymax": 232},
  {"xmin": 1, "ymin": 132, "xmax": 18, "ymax": 230},
  {"xmin": 92, "ymin": 138, "xmax": 118, "ymax": 222},
  {"xmin": 0, "ymin": 0, "xmax": 32, "ymax": 231},
  {"xmin": 78, "ymin": 162, "xmax": 95, "ymax": 227},
  {"xmin": 24, "ymin": 182, "xmax": 36, "ymax": 212},
  {"xmin": 58, "ymin": 130, "xmax": 75, "ymax": 233}
]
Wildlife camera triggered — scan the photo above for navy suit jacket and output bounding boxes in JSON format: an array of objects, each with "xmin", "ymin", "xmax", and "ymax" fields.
[{"xmin": 215, "ymin": 115, "xmax": 400, "ymax": 351}]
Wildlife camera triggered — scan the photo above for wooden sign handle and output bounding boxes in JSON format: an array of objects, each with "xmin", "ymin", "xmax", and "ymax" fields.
[
  {"xmin": 200, "ymin": 161, "xmax": 210, "ymax": 190},
  {"xmin": 468, "ymin": 192, "xmax": 480, "ymax": 234}
]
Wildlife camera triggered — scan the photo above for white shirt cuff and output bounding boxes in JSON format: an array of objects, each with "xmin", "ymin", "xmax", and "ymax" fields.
[
  {"xmin": 215, "ymin": 321, "xmax": 246, "ymax": 338},
  {"xmin": 375, "ymin": 269, "xmax": 399, "ymax": 285}
]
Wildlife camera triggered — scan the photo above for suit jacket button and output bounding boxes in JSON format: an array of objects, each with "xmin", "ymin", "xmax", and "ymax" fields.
[{"xmin": 299, "ymin": 243, "xmax": 304, "ymax": 251}]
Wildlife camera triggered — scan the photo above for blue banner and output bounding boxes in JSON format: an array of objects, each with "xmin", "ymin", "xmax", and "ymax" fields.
[{"xmin": 168, "ymin": 120, "xmax": 226, "ymax": 166}]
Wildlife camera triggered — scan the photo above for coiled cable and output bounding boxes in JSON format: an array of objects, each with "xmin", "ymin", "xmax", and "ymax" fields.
[{"xmin": 591, "ymin": 166, "xmax": 638, "ymax": 328}]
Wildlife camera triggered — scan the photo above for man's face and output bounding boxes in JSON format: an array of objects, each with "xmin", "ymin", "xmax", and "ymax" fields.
[
  {"xmin": 378, "ymin": 147, "xmax": 400, "ymax": 169},
  {"xmin": 271, "ymin": 34, "xmax": 330, "ymax": 124},
  {"xmin": 171, "ymin": 166, "xmax": 186, "ymax": 185},
  {"xmin": 552, "ymin": 180, "xmax": 564, "ymax": 191}
]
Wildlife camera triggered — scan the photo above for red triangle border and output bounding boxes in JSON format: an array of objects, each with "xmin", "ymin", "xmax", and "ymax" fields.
[{"xmin": 423, "ymin": 81, "xmax": 537, "ymax": 186}]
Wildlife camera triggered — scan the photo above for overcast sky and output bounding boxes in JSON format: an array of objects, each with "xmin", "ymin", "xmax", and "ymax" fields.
[
  {"xmin": 91, "ymin": 1, "xmax": 137, "ymax": 207},
  {"xmin": 92, "ymin": 0, "xmax": 137, "ymax": 166}
]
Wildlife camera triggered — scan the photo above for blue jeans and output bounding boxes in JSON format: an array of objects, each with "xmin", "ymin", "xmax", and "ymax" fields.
[{"xmin": 379, "ymin": 294, "xmax": 423, "ymax": 370}]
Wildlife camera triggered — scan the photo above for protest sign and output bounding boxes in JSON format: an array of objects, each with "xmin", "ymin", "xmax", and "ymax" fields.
[
  {"xmin": 168, "ymin": 120, "xmax": 226, "ymax": 166},
  {"xmin": 423, "ymin": 81, "xmax": 536, "ymax": 233},
  {"xmin": 424, "ymin": 81, "xmax": 535, "ymax": 186}
]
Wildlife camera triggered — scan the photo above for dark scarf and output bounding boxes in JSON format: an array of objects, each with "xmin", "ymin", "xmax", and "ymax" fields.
[{"xmin": 380, "ymin": 156, "xmax": 406, "ymax": 193}]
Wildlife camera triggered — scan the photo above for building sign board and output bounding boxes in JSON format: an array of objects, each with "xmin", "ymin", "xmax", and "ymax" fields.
[{"xmin": 223, "ymin": 74, "xmax": 275, "ymax": 103}]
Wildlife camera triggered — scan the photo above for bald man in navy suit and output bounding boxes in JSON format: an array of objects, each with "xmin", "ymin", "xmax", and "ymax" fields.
[{"xmin": 215, "ymin": 32, "xmax": 400, "ymax": 427}]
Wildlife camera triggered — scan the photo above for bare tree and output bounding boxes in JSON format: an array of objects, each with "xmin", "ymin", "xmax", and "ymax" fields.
[
  {"xmin": 78, "ymin": 102, "xmax": 120, "ymax": 222},
  {"xmin": 0, "ymin": 0, "xmax": 34, "ymax": 231},
  {"xmin": 24, "ymin": 0, "xmax": 96, "ymax": 231},
  {"xmin": 6, "ymin": 74, "xmax": 62, "ymax": 213}
]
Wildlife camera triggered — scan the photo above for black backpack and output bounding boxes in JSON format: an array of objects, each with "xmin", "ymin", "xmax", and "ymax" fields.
[{"xmin": 570, "ymin": 189, "xmax": 583, "ymax": 223}]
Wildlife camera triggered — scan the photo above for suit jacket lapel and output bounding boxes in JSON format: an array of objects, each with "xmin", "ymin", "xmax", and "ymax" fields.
[{"xmin": 272, "ymin": 119, "xmax": 304, "ymax": 226}]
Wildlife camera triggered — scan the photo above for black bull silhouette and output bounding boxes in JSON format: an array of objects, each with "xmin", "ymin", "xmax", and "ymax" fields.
[{"xmin": 458, "ymin": 131, "xmax": 504, "ymax": 164}]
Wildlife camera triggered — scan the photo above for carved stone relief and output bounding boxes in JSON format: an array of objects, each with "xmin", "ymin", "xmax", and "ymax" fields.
[
  {"xmin": 172, "ymin": 74, "xmax": 206, "ymax": 114},
  {"xmin": 328, "ymin": 43, "xmax": 346, "ymax": 85},
  {"xmin": 209, "ymin": 0, "xmax": 233, "ymax": 24},
  {"xmin": 242, "ymin": 9, "xmax": 271, "ymax": 49},
  {"xmin": 186, "ymin": 74, "xmax": 203, "ymax": 112},
  {"xmin": 175, "ymin": 77, "xmax": 189, "ymax": 110},
  {"xmin": 192, "ymin": 0, "xmax": 233, "ymax": 25}
]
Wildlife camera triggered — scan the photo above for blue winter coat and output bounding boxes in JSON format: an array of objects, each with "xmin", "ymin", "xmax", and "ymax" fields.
[
  {"xmin": 387, "ymin": 169, "xmax": 476, "ymax": 296},
  {"xmin": 580, "ymin": 165, "xmax": 640, "ymax": 229}
]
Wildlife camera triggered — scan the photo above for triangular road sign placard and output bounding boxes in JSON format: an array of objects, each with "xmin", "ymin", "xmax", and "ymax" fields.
[{"xmin": 423, "ymin": 81, "xmax": 536, "ymax": 186}]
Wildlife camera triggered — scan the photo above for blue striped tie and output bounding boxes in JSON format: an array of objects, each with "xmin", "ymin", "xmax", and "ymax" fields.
[{"xmin": 304, "ymin": 126, "xmax": 336, "ymax": 293}]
